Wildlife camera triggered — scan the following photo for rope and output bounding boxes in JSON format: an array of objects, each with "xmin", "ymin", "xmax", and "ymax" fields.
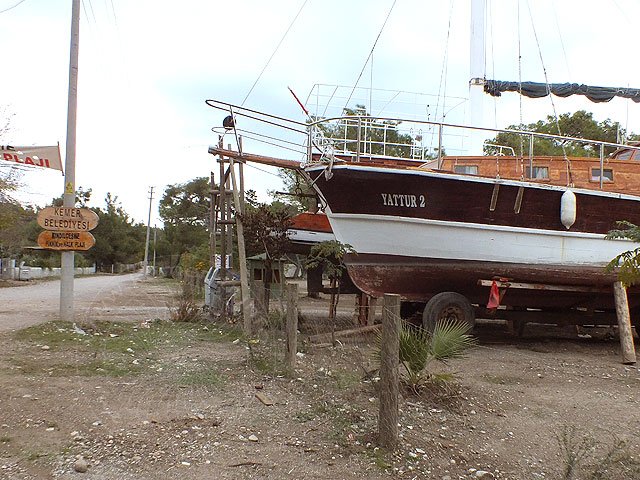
[
  {"xmin": 0, "ymin": 0, "xmax": 27, "ymax": 14},
  {"xmin": 241, "ymin": 0, "xmax": 309, "ymax": 106},
  {"xmin": 342, "ymin": 0, "xmax": 398, "ymax": 111},
  {"xmin": 525, "ymin": 0, "xmax": 573, "ymax": 185},
  {"xmin": 429, "ymin": 0, "xmax": 454, "ymax": 153}
]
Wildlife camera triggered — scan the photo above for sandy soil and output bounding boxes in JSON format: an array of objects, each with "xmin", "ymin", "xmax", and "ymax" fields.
[{"xmin": 1, "ymin": 276, "xmax": 639, "ymax": 479}]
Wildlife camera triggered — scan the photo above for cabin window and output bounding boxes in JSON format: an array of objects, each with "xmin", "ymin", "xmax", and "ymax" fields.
[
  {"xmin": 454, "ymin": 165, "xmax": 478, "ymax": 175},
  {"xmin": 253, "ymin": 268, "xmax": 263, "ymax": 281},
  {"xmin": 591, "ymin": 168, "xmax": 613, "ymax": 182},
  {"xmin": 615, "ymin": 149, "xmax": 634, "ymax": 161},
  {"xmin": 527, "ymin": 166, "xmax": 549, "ymax": 179}
]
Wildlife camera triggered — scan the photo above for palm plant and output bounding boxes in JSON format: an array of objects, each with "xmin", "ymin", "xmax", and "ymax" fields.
[
  {"xmin": 606, "ymin": 220, "xmax": 640, "ymax": 286},
  {"xmin": 377, "ymin": 319, "xmax": 476, "ymax": 394}
]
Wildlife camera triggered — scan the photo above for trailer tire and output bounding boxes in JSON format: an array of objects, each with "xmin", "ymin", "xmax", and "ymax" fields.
[{"xmin": 422, "ymin": 292, "xmax": 475, "ymax": 333}]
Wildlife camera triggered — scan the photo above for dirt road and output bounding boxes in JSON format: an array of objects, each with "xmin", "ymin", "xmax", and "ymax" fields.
[
  {"xmin": 1, "ymin": 278, "xmax": 640, "ymax": 479},
  {"xmin": 0, "ymin": 273, "xmax": 168, "ymax": 332}
]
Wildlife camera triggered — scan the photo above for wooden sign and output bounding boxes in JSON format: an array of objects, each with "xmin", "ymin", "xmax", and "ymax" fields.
[
  {"xmin": 37, "ymin": 206, "xmax": 99, "ymax": 231},
  {"xmin": 37, "ymin": 231, "xmax": 96, "ymax": 251}
]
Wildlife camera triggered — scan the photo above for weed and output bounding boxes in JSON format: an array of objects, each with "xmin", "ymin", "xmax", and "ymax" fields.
[
  {"xmin": 24, "ymin": 450, "xmax": 49, "ymax": 462},
  {"xmin": 555, "ymin": 425, "xmax": 640, "ymax": 480},
  {"xmin": 168, "ymin": 296, "xmax": 203, "ymax": 323},
  {"xmin": 0, "ymin": 435, "xmax": 11, "ymax": 443},
  {"xmin": 264, "ymin": 309, "xmax": 286, "ymax": 331}
]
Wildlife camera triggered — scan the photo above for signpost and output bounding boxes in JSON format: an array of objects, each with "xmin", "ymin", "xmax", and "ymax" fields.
[
  {"xmin": 37, "ymin": 207, "xmax": 99, "ymax": 231},
  {"xmin": 37, "ymin": 231, "xmax": 96, "ymax": 251},
  {"xmin": 37, "ymin": 206, "xmax": 98, "ymax": 251}
]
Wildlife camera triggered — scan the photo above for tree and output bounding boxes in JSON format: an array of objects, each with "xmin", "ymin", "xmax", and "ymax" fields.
[
  {"xmin": 305, "ymin": 240, "xmax": 354, "ymax": 344},
  {"xmin": 159, "ymin": 177, "xmax": 211, "ymax": 263},
  {"xmin": 50, "ymin": 187, "xmax": 92, "ymax": 208},
  {"xmin": 485, "ymin": 110, "xmax": 638, "ymax": 157},
  {"xmin": 0, "ymin": 201, "xmax": 37, "ymax": 257},
  {"xmin": 314, "ymin": 104, "xmax": 419, "ymax": 158},
  {"xmin": 85, "ymin": 193, "xmax": 146, "ymax": 270},
  {"xmin": 240, "ymin": 200, "xmax": 294, "ymax": 312}
]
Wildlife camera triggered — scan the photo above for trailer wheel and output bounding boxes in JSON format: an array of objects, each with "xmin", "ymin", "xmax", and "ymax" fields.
[{"xmin": 423, "ymin": 292, "xmax": 475, "ymax": 333}]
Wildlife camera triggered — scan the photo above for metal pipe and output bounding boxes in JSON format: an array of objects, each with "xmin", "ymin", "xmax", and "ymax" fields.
[
  {"xmin": 437, "ymin": 124, "xmax": 443, "ymax": 169},
  {"xmin": 528, "ymin": 134, "xmax": 534, "ymax": 178},
  {"xmin": 356, "ymin": 117, "xmax": 362, "ymax": 162},
  {"xmin": 600, "ymin": 143, "xmax": 605, "ymax": 190}
]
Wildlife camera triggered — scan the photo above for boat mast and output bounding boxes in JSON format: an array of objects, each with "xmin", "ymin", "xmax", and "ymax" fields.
[{"xmin": 469, "ymin": 0, "xmax": 486, "ymax": 155}]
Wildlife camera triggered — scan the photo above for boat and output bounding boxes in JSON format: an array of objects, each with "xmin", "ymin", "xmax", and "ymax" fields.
[
  {"xmin": 304, "ymin": 146, "xmax": 640, "ymax": 327},
  {"xmin": 207, "ymin": 102, "xmax": 640, "ymax": 332},
  {"xmin": 286, "ymin": 211, "xmax": 334, "ymax": 255}
]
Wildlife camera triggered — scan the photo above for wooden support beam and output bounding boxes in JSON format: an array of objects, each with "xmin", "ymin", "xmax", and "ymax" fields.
[
  {"xmin": 208, "ymin": 146, "xmax": 302, "ymax": 170},
  {"xmin": 613, "ymin": 281, "xmax": 636, "ymax": 364},
  {"xmin": 478, "ymin": 279, "xmax": 611, "ymax": 293},
  {"xmin": 307, "ymin": 324, "xmax": 380, "ymax": 343},
  {"xmin": 228, "ymin": 156, "xmax": 253, "ymax": 335}
]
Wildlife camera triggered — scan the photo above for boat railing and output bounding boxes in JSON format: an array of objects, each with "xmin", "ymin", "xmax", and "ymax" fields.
[
  {"xmin": 307, "ymin": 115, "xmax": 640, "ymax": 189},
  {"xmin": 205, "ymin": 99, "xmax": 640, "ymax": 190}
]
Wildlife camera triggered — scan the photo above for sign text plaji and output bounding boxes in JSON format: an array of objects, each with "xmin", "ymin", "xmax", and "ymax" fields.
[
  {"xmin": 37, "ymin": 206, "xmax": 99, "ymax": 231},
  {"xmin": 37, "ymin": 231, "xmax": 96, "ymax": 251}
]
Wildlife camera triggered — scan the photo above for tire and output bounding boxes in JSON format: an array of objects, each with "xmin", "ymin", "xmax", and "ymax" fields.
[{"xmin": 422, "ymin": 292, "xmax": 475, "ymax": 333}]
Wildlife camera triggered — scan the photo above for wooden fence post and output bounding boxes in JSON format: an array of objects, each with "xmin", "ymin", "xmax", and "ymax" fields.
[
  {"xmin": 367, "ymin": 296, "xmax": 377, "ymax": 326},
  {"xmin": 378, "ymin": 293, "xmax": 401, "ymax": 449},
  {"xmin": 285, "ymin": 283, "xmax": 298, "ymax": 370},
  {"xmin": 613, "ymin": 281, "xmax": 637, "ymax": 364}
]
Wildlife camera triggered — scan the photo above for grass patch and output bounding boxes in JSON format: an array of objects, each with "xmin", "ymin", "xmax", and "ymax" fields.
[
  {"xmin": 294, "ymin": 402, "xmax": 365, "ymax": 447},
  {"xmin": 178, "ymin": 364, "xmax": 226, "ymax": 389},
  {"xmin": 0, "ymin": 435, "xmax": 11, "ymax": 443},
  {"xmin": 480, "ymin": 373, "xmax": 523, "ymax": 385},
  {"xmin": 10, "ymin": 320, "xmax": 244, "ymax": 378},
  {"xmin": 332, "ymin": 369, "xmax": 362, "ymax": 389},
  {"xmin": 249, "ymin": 353, "xmax": 289, "ymax": 377}
]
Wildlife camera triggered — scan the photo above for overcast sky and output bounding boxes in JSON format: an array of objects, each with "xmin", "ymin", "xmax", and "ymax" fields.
[{"xmin": 2, "ymin": 0, "xmax": 640, "ymax": 224}]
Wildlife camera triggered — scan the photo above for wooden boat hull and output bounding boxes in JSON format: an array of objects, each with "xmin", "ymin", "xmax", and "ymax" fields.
[{"xmin": 307, "ymin": 163, "xmax": 640, "ymax": 309}]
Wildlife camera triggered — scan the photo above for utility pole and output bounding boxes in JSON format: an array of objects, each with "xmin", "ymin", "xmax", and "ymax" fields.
[
  {"xmin": 60, "ymin": 0, "xmax": 80, "ymax": 321},
  {"xmin": 143, "ymin": 186, "xmax": 154, "ymax": 277},
  {"xmin": 152, "ymin": 225, "xmax": 157, "ymax": 276}
]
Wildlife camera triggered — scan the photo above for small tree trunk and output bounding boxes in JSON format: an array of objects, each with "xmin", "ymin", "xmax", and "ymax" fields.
[
  {"xmin": 285, "ymin": 283, "xmax": 298, "ymax": 371},
  {"xmin": 329, "ymin": 278, "xmax": 339, "ymax": 346}
]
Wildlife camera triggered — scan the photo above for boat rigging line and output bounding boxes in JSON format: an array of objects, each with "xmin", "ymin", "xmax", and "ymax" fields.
[
  {"xmin": 240, "ymin": 0, "xmax": 309, "ymax": 107},
  {"xmin": 342, "ymin": 0, "xmax": 398, "ymax": 112},
  {"xmin": 525, "ymin": 0, "xmax": 573, "ymax": 186}
]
